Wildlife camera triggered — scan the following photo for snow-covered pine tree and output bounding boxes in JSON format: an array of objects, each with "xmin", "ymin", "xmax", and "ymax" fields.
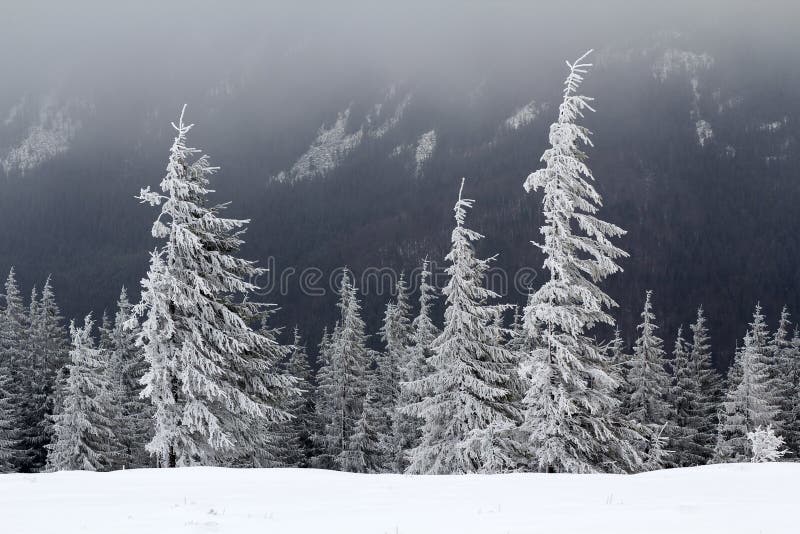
[
  {"xmin": 403, "ymin": 179, "xmax": 520, "ymax": 474},
  {"xmin": 47, "ymin": 314, "xmax": 115, "ymax": 471},
  {"xmin": 339, "ymin": 369, "xmax": 384, "ymax": 473},
  {"xmin": 394, "ymin": 260, "xmax": 440, "ymax": 471},
  {"xmin": 715, "ymin": 304, "xmax": 779, "ymax": 461},
  {"xmin": 607, "ymin": 327, "xmax": 630, "ymax": 398},
  {"xmin": 627, "ymin": 292, "xmax": 672, "ymax": 427},
  {"xmin": 311, "ymin": 326, "xmax": 336, "ymax": 469},
  {"xmin": 314, "ymin": 269, "xmax": 370, "ymax": 471},
  {"xmin": 131, "ymin": 107, "xmax": 294, "ymax": 467},
  {"xmin": 37, "ymin": 277, "xmax": 70, "ymax": 438},
  {"xmin": 747, "ymin": 425, "xmax": 786, "ymax": 463},
  {"xmin": 769, "ymin": 306, "xmax": 798, "ymax": 456},
  {"xmin": 379, "ymin": 276, "xmax": 414, "ymax": 472},
  {"xmin": 11, "ymin": 285, "xmax": 49, "ymax": 472},
  {"xmin": 519, "ymin": 50, "xmax": 643, "ymax": 474},
  {"xmin": 687, "ymin": 306, "xmax": 722, "ymax": 463},
  {"xmin": 271, "ymin": 326, "xmax": 315, "ymax": 467},
  {"xmin": 0, "ymin": 269, "xmax": 22, "ymax": 472},
  {"xmin": 787, "ymin": 327, "xmax": 800, "ymax": 456},
  {"xmin": 107, "ymin": 288, "xmax": 152, "ymax": 468},
  {"xmin": 0, "ymin": 268, "xmax": 28, "ymax": 471},
  {"xmin": 225, "ymin": 309, "xmax": 293, "ymax": 468},
  {"xmin": 404, "ymin": 260, "xmax": 439, "ymax": 385},
  {"xmin": 670, "ymin": 325, "xmax": 705, "ymax": 467}
]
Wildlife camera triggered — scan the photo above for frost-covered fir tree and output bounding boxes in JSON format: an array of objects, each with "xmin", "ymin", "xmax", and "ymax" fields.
[
  {"xmin": 315, "ymin": 270, "xmax": 370, "ymax": 471},
  {"xmin": 106, "ymin": 288, "xmax": 152, "ymax": 468},
  {"xmin": 38, "ymin": 277, "xmax": 70, "ymax": 430},
  {"xmin": 627, "ymin": 292, "xmax": 672, "ymax": 428},
  {"xmin": 519, "ymin": 51, "xmax": 643, "ymax": 473},
  {"xmin": 311, "ymin": 326, "xmax": 336, "ymax": 469},
  {"xmin": 747, "ymin": 425, "xmax": 786, "ymax": 463},
  {"xmin": 47, "ymin": 315, "xmax": 115, "ymax": 471},
  {"xmin": 340, "ymin": 370, "xmax": 384, "ymax": 473},
  {"xmin": 715, "ymin": 304, "xmax": 778, "ymax": 461},
  {"xmin": 12, "ymin": 285, "xmax": 48, "ymax": 472},
  {"xmin": 131, "ymin": 107, "xmax": 294, "ymax": 467},
  {"xmin": 607, "ymin": 327, "xmax": 630, "ymax": 398},
  {"xmin": 0, "ymin": 270, "xmax": 21, "ymax": 471},
  {"xmin": 769, "ymin": 307, "xmax": 799, "ymax": 456},
  {"xmin": 403, "ymin": 180, "xmax": 520, "ymax": 474},
  {"xmin": 670, "ymin": 325, "xmax": 705, "ymax": 466},
  {"xmin": 404, "ymin": 260, "xmax": 439, "ymax": 384},
  {"xmin": 687, "ymin": 306, "xmax": 722, "ymax": 463},
  {"xmin": 379, "ymin": 276, "xmax": 414, "ymax": 472},
  {"xmin": 0, "ymin": 268, "xmax": 27, "ymax": 470},
  {"xmin": 274, "ymin": 327, "xmax": 315, "ymax": 467},
  {"xmin": 394, "ymin": 260, "xmax": 440, "ymax": 471},
  {"xmin": 787, "ymin": 327, "xmax": 800, "ymax": 456}
]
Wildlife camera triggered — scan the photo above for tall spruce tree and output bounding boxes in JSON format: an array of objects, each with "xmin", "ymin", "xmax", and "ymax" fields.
[
  {"xmin": 519, "ymin": 51, "xmax": 643, "ymax": 473},
  {"xmin": 378, "ymin": 276, "xmax": 414, "ymax": 472},
  {"xmin": 312, "ymin": 326, "xmax": 336, "ymax": 469},
  {"xmin": 12, "ymin": 285, "xmax": 49, "ymax": 472},
  {"xmin": 47, "ymin": 314, "xmax": 115, "ymax": 471},
  {"xmin": 274, "ymin": 327, "xmax": 315, "ymax": 467},
  {"xmin": 131, "ymin": 107, "xmax": 294, "ymax": 467},
  {"xmin": 687, "ymin": 306, "xmax": 721, "ymax": 463},
  {"xmin": 670, "ymin": 325, "xmax": 704, "ymax": 466},
  {"xmin": 0, "ymin": 269, "xmax": 23, "ymax": 471},
  {"xmin": 715, "ymin": 304, "xmax": 778, "ymax": 461},
  {"xmin": 107, "ymin": 288, "xmax": 152, "ymax": 468},
  {"xmin": 1, "ymin": 268, "xmax": 28, "ymax": 471},
  {"xmin": 395, "ymin": 260, "xmax": 440, "ymax": 471},
  {"xmin": 403, "ymin": 179, "xmax": 520, "ymax": 474},
  {"xmin": 788, "ymin": 328, "xmax": 800, "ymax": 456},
  {"xmin": 627, "ymin": 292, "xmax": 672, "ymax": 428},
  {"xmin": 38, "ymin": 277, "xmax": 70, "ymax": 438},
  {"xmin": 315, "ymin": 269, "xmax": 370, "ymax": 471},
  {"xmin": 769, "ymin": 307, "xmax": 799, "ymax": 457}
]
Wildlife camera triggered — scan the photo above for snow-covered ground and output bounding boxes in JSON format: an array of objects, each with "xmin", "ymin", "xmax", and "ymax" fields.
[{"xmin": 0, "ymin": 463, "xmax": 796, "ymax": 533}]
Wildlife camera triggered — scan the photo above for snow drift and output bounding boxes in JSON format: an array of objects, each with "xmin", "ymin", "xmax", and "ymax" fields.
[{"xmin": 0, "ymin": 463, "xmax": 796, "ymax": 533}]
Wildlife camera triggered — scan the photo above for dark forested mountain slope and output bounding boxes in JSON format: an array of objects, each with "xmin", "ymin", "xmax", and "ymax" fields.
[{"xmin": 1, "ymin": 33, "xmax": 799, "ymax": 367}]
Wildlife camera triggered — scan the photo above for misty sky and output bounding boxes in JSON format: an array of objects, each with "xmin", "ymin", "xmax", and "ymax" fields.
[{"xmin": 2, "ymin": 0, "xmax": 797, "ymax": 111}]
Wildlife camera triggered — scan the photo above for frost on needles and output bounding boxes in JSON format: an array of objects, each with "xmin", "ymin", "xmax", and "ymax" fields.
[
  {"xmin": 130, "ymin": 106, "xmax": 296, "ymax": 467},
  {"xmin": 519, "ymin": 50, "xmax": 645, "ymax": 474}
]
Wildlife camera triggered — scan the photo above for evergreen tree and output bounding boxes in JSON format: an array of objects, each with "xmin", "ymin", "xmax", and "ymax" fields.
[
  {"xmin": 403, "ymin": 179, "xmax": 520, "ymax": 474},
  {"xmin": 769, "ymin": 306, "xmax": 799, "ymax": 456},
  {"xmin": 0, "ymin": 268, "xmax": 27, "ymax": 471},
  {"xmin": 339, "ymin": 370, "xmax": 384, "ymax": 473},
  {"xmin": 519, "ymin": 51, "xmax": 643, "ymax": 473},
  {"xmin": 670, "ymin": 325, "xmax": 705, "ymax": 466},
  {"xmin": 607, "ymin": 328, "xmax": 631, "ymax": 402},
  {"xmin": 131, "ymin": 107, "xmax": 294, "ymax": 467},
  {"xmin": 715, "ymin": 304, "xmax": 778, "ymax": 461},
  {"xmin": 687, "ymin": 306, "xmax": 722, "ymax": 463},
  {"xmin": 378, "ymin": 276, "xmax": 414, "ymax": 472},
  {"xmin": 627, "ymin": 292, "xmax": 672, "ymax": 428},
  {"xmin": 314, "ymin": 270, "xmax": 370, "ymax": 471},
  {"xmin": 787, "ymin": 328, "xmax": 800, "ymax": 456},
  {"xmin": 275, "ymin": 327, "xmax": 315, "ymax": 467},
  {"xmin": 13, "ymin": 285, "xmax": 49, "ymax": 472},
  {"xmin": 47, "ymin": 314, "xmax": 115, "ymax": 471},
  {"xmin": 394, "ymin": 260, "xmax": 440, "ymax": 472},
  {"xmin": 311, "ymin": 326, "xmax": 336, "ymax": 469},
  {"xmin": 108, "ymin": 288, "xmax": 152, "ymax": 468},
  {"xmin": 37, "ymin": 277, "xmax": 70, "ymax": 442},
  {"xmin": 0, "ymin": 269, "xmax": 23, "ymax": 472}
]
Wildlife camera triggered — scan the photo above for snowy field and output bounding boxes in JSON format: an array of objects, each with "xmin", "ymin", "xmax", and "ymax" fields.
[{"xmin": 1, "ymin": 463, "xmax": 797, "ymax": 534}]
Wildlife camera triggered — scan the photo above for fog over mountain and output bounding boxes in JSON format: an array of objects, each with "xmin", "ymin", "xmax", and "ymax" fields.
[{"xmin": 2, "ymin": 0, "xmax": 800, "ymax": 366}]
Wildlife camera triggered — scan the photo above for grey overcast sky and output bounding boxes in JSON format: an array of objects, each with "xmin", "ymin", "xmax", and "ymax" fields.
[{"xmin": 2, "ymin": 0, "xmax": 797, "ymax": 103}]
